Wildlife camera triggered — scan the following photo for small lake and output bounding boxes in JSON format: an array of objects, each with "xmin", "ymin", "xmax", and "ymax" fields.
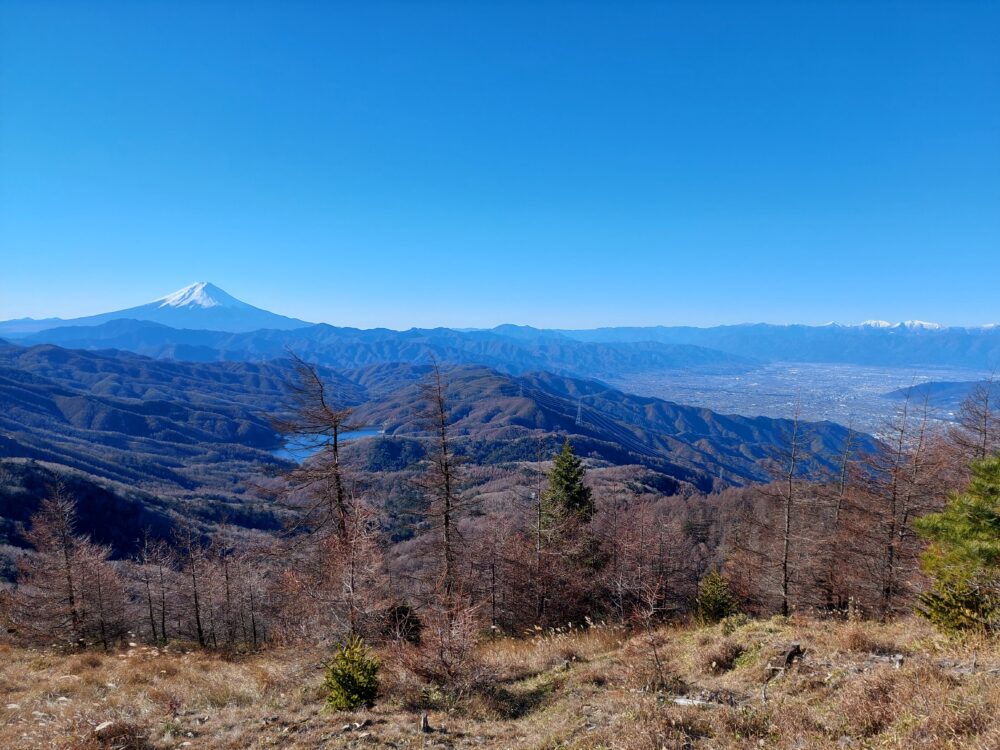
[{"xmin": 273, "ymin": 428, "xmax": 383, "ymax": 462}]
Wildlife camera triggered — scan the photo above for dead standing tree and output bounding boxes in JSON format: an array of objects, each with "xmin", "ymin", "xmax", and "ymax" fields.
[
  {"xmin": 729, "ymin": 406, "xmax": 818, "ymax": 615},
  {"xmin": 15, "ymin": 486, "xmax": 83, "ymax": 643},
  {"xmin": 417, "ymin": 361, "xmax": 467, "ymax": 612},
  {"xmin": 817, "ymin": 424, "xmax": 858, "ymax": 610},
  {"xmin": 843, "ymin": 393, "xmax": 943, "ymax": 617},
  {"xmin": 76, "ymin": 540, "xmax": 128, "ymax": 651},
  {"xmin": 464, "ymin": 492, "xmax": 520, "ymax": 634},
  {"xmin": 267, "ymin": 354, "xmax": 396, "ymax": 643},
  {"xmin": 776, "ymin": 408, "xmax": 804, "ymax": 617},
  {"xmin": 11, "ymin": 487, "xmax": 127, "ymax": 649},
  {"xmin": 271, "ymin": 352, "xmax": 361, "ymax": 543},
  {"xmin": 597, "ymin": 489, "xmax": 680, "ymax": 623},
  {"xmin": 404, "ymin": 362, "xmax": 487, "ymax": 683},
  {"xmin": 131, "ymin": 531, "xmax": 175, "ymax": 645},
  {"xmin": 950, "ymin": 377, "xmax": 1000, "ymax": 462},
  {"xmin": 173, "ymin": 523, "xmax": 210, "ymax": 647}
]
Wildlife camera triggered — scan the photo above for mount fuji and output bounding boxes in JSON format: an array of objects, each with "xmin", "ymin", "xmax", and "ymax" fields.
[{"xmin": 0, "ymin": 282, "xmax": 311, "ymax": 335}]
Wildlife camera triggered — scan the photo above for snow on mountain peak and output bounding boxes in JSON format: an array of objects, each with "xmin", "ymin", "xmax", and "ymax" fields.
[
  {"xmin": 855, "ymin": 319, "xmax": 944, "ymax": 330},
  {"xmin": 156, "ymin": 282, "xmax": 241, "ymax": 309},
  {"xmin": 859, "ymin": 320, "xmax": 893, "ymax": 328}
]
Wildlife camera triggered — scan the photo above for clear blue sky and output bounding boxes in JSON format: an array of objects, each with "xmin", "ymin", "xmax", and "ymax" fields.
[{"xmin": 1, "ymin": 1, "xmax": 998, "ymax": 329}]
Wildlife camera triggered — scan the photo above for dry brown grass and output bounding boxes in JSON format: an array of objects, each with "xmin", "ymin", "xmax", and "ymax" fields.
[
  {"xmin": 1, "ymin": 617, "xmax": 998, "ymax": 749},
  {"xmin": 697, "ymin": 637, "xmax": 744, "ymax": 674}
]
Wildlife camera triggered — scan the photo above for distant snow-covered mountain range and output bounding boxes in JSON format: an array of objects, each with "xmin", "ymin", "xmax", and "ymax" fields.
[{"xmin": 2, "ymin": 282, "xmax": 999, "ymax": 370}]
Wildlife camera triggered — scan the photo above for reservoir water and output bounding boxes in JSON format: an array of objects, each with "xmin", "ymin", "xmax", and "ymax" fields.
[{"xmin": 273, "ymin": 428, "xmax": 383, "ymax": 462}]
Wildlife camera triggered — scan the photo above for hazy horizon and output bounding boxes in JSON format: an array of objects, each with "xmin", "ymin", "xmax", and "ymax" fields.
[{"xmin": 4, "ymin": 279, "xmax": 998, "ymax": 332}]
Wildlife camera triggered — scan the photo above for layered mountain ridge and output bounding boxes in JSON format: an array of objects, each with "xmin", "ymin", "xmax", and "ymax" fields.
[
  {"xmin": 4, "ymin": 283, "xmax": 999, "ymax": 369},
  {"xmin": 0, "ymin": 340, "xmax": 868, "ymax": 552}
]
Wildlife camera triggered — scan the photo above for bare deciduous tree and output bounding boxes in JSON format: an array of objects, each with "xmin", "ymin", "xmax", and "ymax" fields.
[
  {"xmin": 272, "ymin": 352, "xmax": 360, "ymax": 542},
  {"xmin": 843, "ymin": 394, "xmax": 944, "ymax": 617},
  {"xmin": 950, "ymin": 377, "xmax": 1000, "ymax": 462},
  {"xmin": 416, "ymin": 362, "xmax": 467, "ymax": 611},
  {"xmin": 728, "ymin": 407, "xmax": 819, "ymax": 615},
  {"xmin": 11, "ymin": 487, "xmax": 126, "ymax": 649}
]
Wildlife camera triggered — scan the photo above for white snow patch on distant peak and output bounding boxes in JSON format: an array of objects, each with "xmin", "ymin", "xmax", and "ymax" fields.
[
  {"xmin": 859, "ymin": 320, "xmax": 893, "ymax": 328},
  {"xmin": 855, "ymin": 319, "xmax": 946, "ymax": 330},
  {"xmin": 156, "ymin": 282, "xmax": 235, "ymax": 309}
]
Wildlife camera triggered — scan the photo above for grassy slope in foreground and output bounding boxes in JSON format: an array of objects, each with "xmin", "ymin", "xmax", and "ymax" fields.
[{"xmin": 2, "ymin": 616, "xmax": 998, "ymax": 749}]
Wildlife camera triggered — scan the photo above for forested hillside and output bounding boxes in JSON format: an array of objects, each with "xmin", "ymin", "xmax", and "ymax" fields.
[
  {"xmin": 4, "ymin": 0, "xmax": 998, "ymax": 746},
  {"xmin": 0, "ymin": 342, "xmax": 864, "ymax": 563},
  {"xmin": 2, "ymin": 354, "xmax": 999, "ymax": 749}
]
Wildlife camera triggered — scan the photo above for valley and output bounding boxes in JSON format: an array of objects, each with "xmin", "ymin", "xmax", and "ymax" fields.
[
  {"xmin": 0, "ymin": 285, "xmax": 997, "ymax": 750},
  {"xmin": 613, "ymin": 361, "xmax": 994, "ymax": 434},
  {"xmin": 0, "ymin": 337, "xmax": 867, "ymax": 558},
  {"xmin": 4, "ymin": 8, "xmax": 998, "ymax": 747},
  {"xmin": 1, "ymin": 283, "xmax": 992, "ymax": 558}
]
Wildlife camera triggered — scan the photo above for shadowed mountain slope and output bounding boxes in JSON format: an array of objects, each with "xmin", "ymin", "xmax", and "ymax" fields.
[
  {"xmin": 883, "ymin": 378, "xmax": 1000, "ymax": 413},
  {"xmin": 351, "ymin": 364, "xmax": 873, "ymax": 489},
  {"xmin": 0, "ymin": 342, "xmax": 872, "ymax": 556},
  {"xmin": 20, "ymin": 319, "xmax": 759, "ymax": 381}
]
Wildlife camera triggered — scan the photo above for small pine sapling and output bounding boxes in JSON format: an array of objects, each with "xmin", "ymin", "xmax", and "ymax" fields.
[{"xmin": 324, "ymin": 635, "xmax": 380, "ymax": 710}]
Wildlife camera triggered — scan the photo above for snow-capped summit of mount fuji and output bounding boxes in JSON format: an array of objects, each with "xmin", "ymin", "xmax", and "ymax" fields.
[
  {"xmin": 0, "ymin": 283, "xmax": 311, "ymax": 335},
  {"xmin": 155, "ymin": 282, "xmax": 244, "ymax": 310}
]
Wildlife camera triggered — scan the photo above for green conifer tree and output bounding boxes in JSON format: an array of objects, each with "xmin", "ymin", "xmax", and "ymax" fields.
[
  {"xmin": 323, "ymin": 635, "xmax": 380, "ymax": 710},
  {"xmin": 544, "ymin": 438, "xmax": 594, "ymax": 523},
  {"xmin": 694, "ymin": 570, "xmax": 739, "ymax": 624},
  {"xmin": 914, "ymin": 456, "xmax": 1000, "ymax": 633}
]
